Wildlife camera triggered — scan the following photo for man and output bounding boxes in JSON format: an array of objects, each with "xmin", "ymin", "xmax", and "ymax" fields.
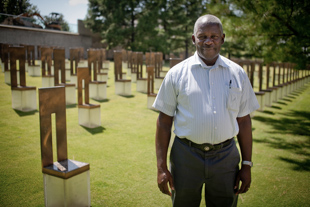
[{"xmin": 153, "ymin": 14, "xmax": 259, "ymax": 207}]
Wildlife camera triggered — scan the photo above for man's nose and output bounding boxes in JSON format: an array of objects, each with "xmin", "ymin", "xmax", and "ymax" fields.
[{"xmin": 204, "ymin": 37, "xmax": 212, "ymax": 44}]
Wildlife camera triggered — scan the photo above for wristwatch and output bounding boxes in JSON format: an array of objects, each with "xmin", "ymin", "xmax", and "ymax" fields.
[{"xmin": 242, "ymin": 161, "xmax": 253, "ymax": 167}]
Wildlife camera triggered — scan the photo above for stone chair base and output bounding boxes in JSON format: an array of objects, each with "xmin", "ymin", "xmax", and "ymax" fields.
[
  {"xmin": 160, "ymin": 71, "xmax": 168, "ymax": 77},
  {"xmin": 131, "ymin": 73, "xmax": 137, "ymax": 83},
  {"xmin": 270, "ymin": 87, "xmax": 279, "ymax": 103},
  {"xmin": 102, "ymin": 61, "xmax": 110, "ymax": 69},
  {"xmin": 65, "ymin": 68, "xmax": 71, "ymax": 81},
  {"xmin": 43, "ymin": 159, "xmax": 90, "ymax": 207},
  {"xmin": 97, "ymin": 73, "xmax": 108, "ymax": 82},
  {"xmin": 100, "ymin": 68, "xmax": 109, "ymax": 74},
  {"xmin": 28, "ymin": 65, "xmax": 41, "ymax": 77},
  {"xmin": 261, "ymin": 89, "xmax": 273, "ymax": 107},
  {"xmin": 42, "ymin": 76, "xmax": 55, "ymax": 88},
  {"xmin": 79, "ymin": 60, "xmax": 88, "ymax": 67},
  {"xmin": 1, "ymin": 61, "xmax": 4, "ymax": 72},
  {"xmin": 127, "ymin": 68, "xmax": 131, "ymax": 76},
  {"xmin": 137, "ymin": 78, "xmax": 148, "ymax": 93},
  {"xmin": 62, "ymin": 84, "xmax": 76, "ymax": 105},
  {"xmin": 147, "ymin": 94, "xmax": 158, "ymax": 110},
  {"xmin": 115, "ymin": 80, "xmax": 131, "ymax": 96},
  {"xmin": 255, "ymin": 91, "xmax": 265, "ymax": 112},
  {"xmin": 11, "ymin": 86, "xmax": 37, "ymax": 112},
  {"xmin": 90, "ymin": 81, "xmax": 107, "ymax": 101},
  {"xmin": 78, "ymin": 104, "xmax": 101, "ymax": 128},
  {"xmin": 5, "ymin": 70, "xmax": 11, "ymax": 85}
]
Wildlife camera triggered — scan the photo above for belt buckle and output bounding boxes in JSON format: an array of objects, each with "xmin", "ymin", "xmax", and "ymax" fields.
[{"xmin": 203, "ymin": 144, "xmax": 213, "ymax": 151}]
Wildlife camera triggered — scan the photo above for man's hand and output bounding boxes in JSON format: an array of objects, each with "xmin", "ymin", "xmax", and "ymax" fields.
[
  {"xmin": 234, "ymin": 165, "xmax": 251, "ymax": 195},
  {"xmin": 157, "ymin": 168, "xmax": 175, "ymax": 196}
]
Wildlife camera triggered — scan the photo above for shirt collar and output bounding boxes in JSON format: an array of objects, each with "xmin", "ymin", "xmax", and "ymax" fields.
[{"xmin": 193, "ymin": 52, "xmax": 229, "ymax": 69}]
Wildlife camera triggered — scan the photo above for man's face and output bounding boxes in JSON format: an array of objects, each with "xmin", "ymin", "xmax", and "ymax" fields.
[{"xmin": 192, "ymin": 23, "xmax": 225, "ymax": 65}]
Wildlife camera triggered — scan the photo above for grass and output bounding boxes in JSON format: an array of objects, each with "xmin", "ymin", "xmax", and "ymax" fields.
[{"xmin": 0, "ymin": 62, "xmax": 309, "ymax": 207}]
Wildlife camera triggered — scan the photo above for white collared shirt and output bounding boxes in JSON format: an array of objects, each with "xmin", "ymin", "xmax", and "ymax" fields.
[{"xmin": 153, "ymin": 52, "xmax": 259, "ymax": 144}]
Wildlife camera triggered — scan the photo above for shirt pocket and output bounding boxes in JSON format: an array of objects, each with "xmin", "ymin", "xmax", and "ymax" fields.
[{"xmin": 227, "ymin": 87, "xmax": 242, "ymax": 111}]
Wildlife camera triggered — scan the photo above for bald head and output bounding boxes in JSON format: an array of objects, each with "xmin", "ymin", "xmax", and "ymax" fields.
[{"xmin": 193, "ymin": 14, "xmax": 223, "ymax": 36}]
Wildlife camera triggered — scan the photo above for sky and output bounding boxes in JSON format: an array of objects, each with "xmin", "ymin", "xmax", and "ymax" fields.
[{"xmin": 29, "ymin": 0, "xmax": 89, "ymax": 25}]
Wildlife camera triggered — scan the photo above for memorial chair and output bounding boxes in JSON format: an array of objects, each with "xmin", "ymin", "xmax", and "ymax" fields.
[
  {"xmin": 77, "ymin": 67, "xmax": 101, "ymax": 128},
  {"xmin": 39, "ymin": 86, "xmax": 90, "ymax": 207},
  {"xmin": 130, "ymin": 52, "xmax": 138, "ymax": 82},
  {"xmin": 121, "ymin": 49, "xmax": 128, "ymax": 71},
  {"xmin": 27, "ymin": 45, "xmax": 41, "ymax": 77},
  {"xmin": 250, "ymin": 61, "xmax": 265, "ymax": 112},
  {"xmin": 9, "ymin": 46, "xmax": 37, "ymax": 112},
  {"xmin": 256, "ymin": 62, "xmax": 272, "ymax": 108},
  {"xmin": 156, "ymin": 52, "xmax": 167, "ymax": 77},
  {"xmin": 147, "ymin": 66, "xmax": 158, "ymax": 110},
  {"xmin": 97, "ymin": 48, "xmax": 109, "ymax": 82},
  {"xmin": 78, "ymin": 47, "xmax": 88, "ymax": 67},
  {"xmin": 267, "ymin": 62, "xmax": 280, "ymax": 103},
  {"xmin": 154, "ymin": 53, "xmax": 165, "ymax": 90},
  {"xmin": 53, "ymin": 48, "xmax": 76, "ymax": 105},
  {"xmin": 88, "ymin": 49, "xmax": 107, "ymax": 101},
  {"xmin": 136, "ymin": 52, "xmax": 148, "ymax": 93},
  {"xmin": 3, "ymin": 44, "xmax": 11, "ymax": 84},
  {"xmin": 114, "ymin": 51, "xmax": 131, "ymax": 96},
  {"xmin": 69, "ymin": 48, "xmax": 81, "ymax": 87},
  {"xmin": 41, "ymin": 47, "xmax": 54, "ymax": 87},
  {"xmin": 100, "ymin": 48, "xmax": 110, "ymax": 75},
  {"xmin": 0, "ymin": 43, "xmax": 4, "ymax": 72},
  {"xmin": 126, "ymin": 50, "xmax": 132, "ymax": 76}
]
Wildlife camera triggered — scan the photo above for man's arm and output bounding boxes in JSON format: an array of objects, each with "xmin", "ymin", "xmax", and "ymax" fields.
[
  {"xmin": 234, "ymin": 114, "xmax": 253, "ymax": 195},
  {"xmin": 156, "ymin": 112, "xmax": 174, "ymax": 196}
]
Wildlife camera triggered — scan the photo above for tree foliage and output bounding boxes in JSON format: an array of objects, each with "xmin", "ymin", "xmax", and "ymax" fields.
[
  {"xmin": 208, "ymin": 0, "xmax": 310, "ymax": 68},
  {"xmin": 0, "ymin": 0, "xmax": 32, "ymax": 22},
  {"xmin": 85, "ymin": 0, "xmax": 206, "ymax": 55},
  {"xmin": 86, "ymin": 0, "xmax": 309, "ymax": 67}
]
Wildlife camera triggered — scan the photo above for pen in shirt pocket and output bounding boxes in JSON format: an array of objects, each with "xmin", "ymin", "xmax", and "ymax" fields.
[{"xmin": 229, "ymin": 80, "xmax": 232, "ymax": 89}]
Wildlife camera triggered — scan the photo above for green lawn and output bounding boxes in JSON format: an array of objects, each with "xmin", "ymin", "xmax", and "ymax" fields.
[{"xmin": 0, "ymin": 63, "xmax": 309, "ymax": 207}]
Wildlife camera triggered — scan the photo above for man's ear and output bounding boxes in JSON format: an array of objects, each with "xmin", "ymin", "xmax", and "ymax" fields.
[
  {"xmin": 221, "ymin": 33, "xmax": 225, "ymax": 44},
  {"xmin": 192, "ymin": 35, "xmax": 196, "ymax": 45}
]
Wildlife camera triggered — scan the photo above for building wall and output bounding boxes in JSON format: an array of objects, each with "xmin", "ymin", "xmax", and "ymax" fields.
[{"xmin": 0, "ymin": 20, "xmax": 104, "ymax": 59}]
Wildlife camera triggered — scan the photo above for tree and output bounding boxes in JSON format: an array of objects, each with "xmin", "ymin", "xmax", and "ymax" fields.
[
  {"xmin": 208, "ymin": 0, "xmax": 310, "ymax": 68},
  {"xmin": 0, "ymin": 0, "xmax": 32, "ymax": 22},
  {"xmin": 85, "ymin": 0, "xmax": 207, "ymax": 56},
  {"xmin": 85, "ymin": 0, "xmax": 145, "ymax": 51}
]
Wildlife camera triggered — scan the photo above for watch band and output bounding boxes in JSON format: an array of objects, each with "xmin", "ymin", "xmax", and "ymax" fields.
[{"xmin": 242, "ymin": 161, "xmax": 253, "ymax": 167}]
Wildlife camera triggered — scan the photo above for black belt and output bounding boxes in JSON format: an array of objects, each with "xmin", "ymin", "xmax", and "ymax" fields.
[{"xmin": 177, "ymin": 137, "xmax": 233, "ymax": 152}]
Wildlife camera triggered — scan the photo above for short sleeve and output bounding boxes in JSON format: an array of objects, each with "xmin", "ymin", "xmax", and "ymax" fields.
[
  {"xmin": 152, "ymin": 71, "xmax": 178, "ymax": 117},
  {"xmin": 237, "ymin": 75, "xmax": 260, "ymax": 117}
]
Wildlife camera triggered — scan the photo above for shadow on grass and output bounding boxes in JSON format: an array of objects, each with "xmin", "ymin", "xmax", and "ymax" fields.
[
  {"xmin": 281, "ymin": 98, "xmax": 292, "ymax": 102},
  {"xmin": 253, "ymin": 109, "xmax": 310, "ymax": 171},
  {"xmin": 14, "ymin": 109, "xmax": 38, "ymax": 116},
  {"xmin": 261, "ymin": 110, "xmax": 275, "ymax": 115},
  {"xmin": 277, "ymin": 101, "xmax": 287, "ymax": 105},
  {"xmin": 119, "ymin": 95, "xmax": 135, "ymax": 98},
  {"xmin": 278, "ymin": 157, "xmax": 310, "ymax": 171},
  {"xmin": 271, "ymin": 105, "xmax": 282, "ymax": 110},
  {"xmin": 253, "ymin": 110, "xmax": 310, "ymax": 136},
  {"xmin": 82, "ymin": 126, "xmax": 106, "ymax": 134},
  {"xmin": 93, "ymin": 99, "xmax": 110, "ymax": 103},
  {"xmin": 66, "ymin": 104, "xmax": 77, "ymax": 109}
]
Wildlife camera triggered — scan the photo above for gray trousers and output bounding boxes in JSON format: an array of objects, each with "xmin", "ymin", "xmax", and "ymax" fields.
[{"xmin": 170, "ymin": 137, "xmax": 239, "ymax": 207}]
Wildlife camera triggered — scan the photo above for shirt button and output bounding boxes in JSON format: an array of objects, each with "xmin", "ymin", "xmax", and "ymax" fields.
[
  {"xmin": 215, "ymin": 127, "xmax": 217, "ymax": 130},
  {"xmin": 213, "ymin": 111, "xmax": 216, "ymax": 114}
]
